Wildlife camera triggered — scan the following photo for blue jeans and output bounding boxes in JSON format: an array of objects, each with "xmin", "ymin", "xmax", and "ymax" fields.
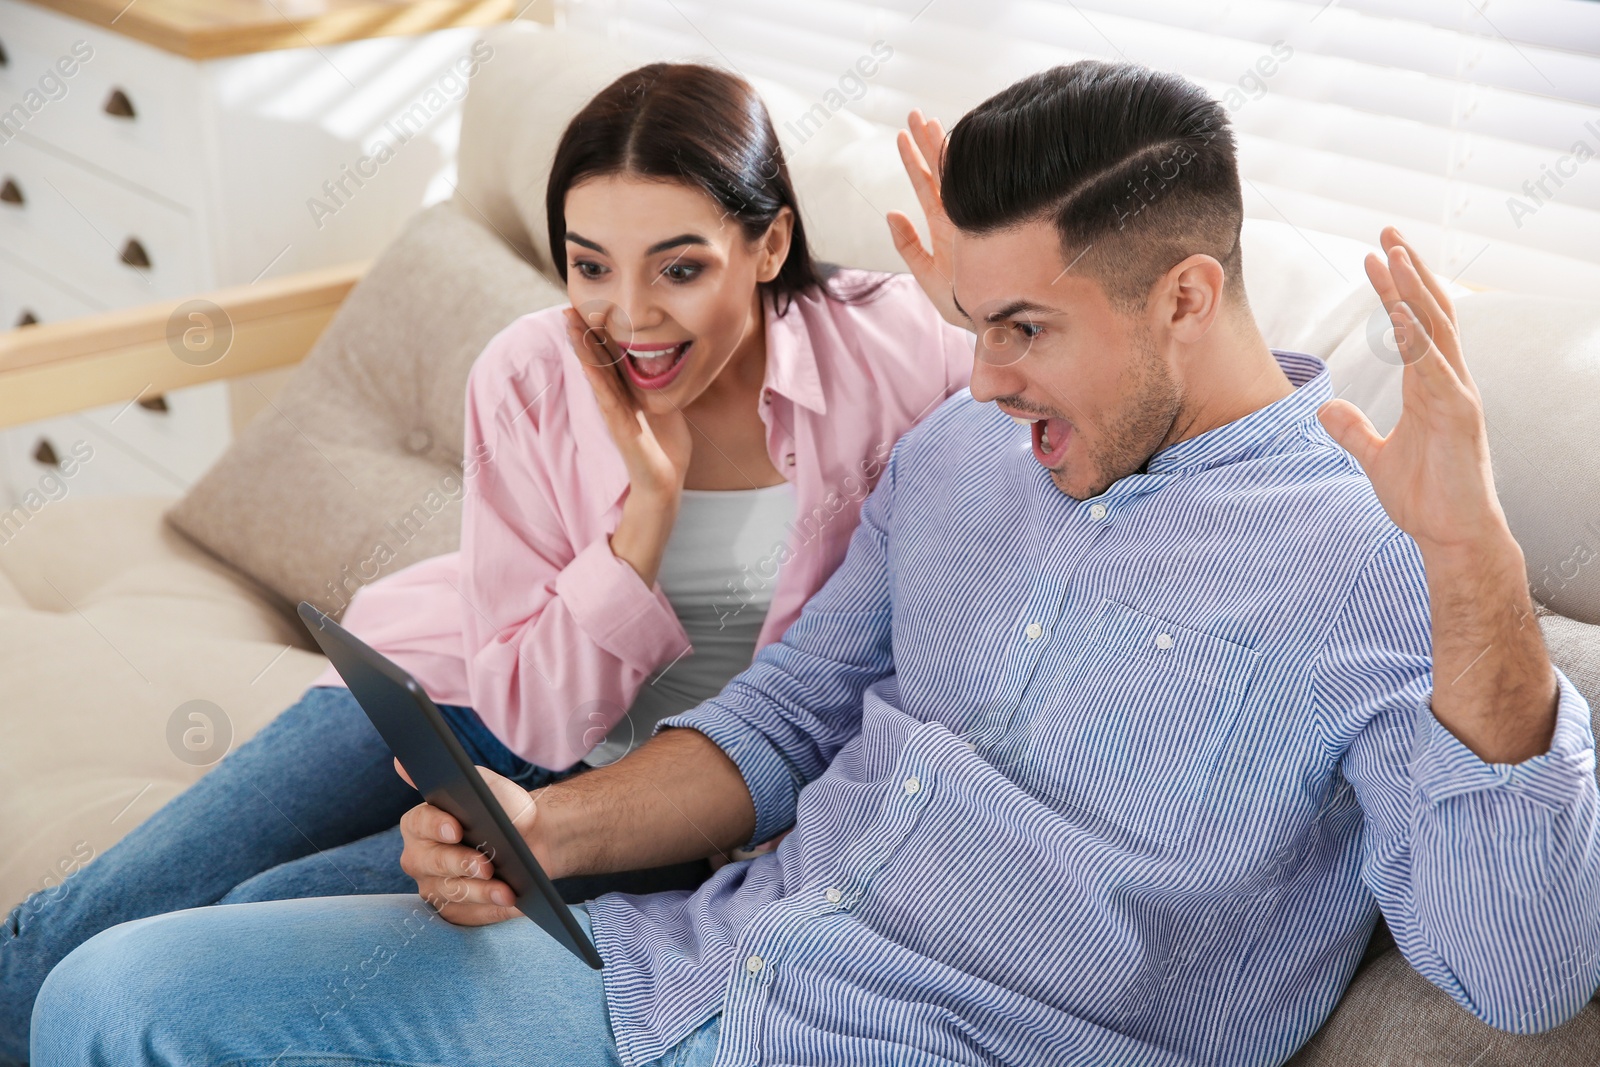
[
  {"xmin": 1, "ymin": 687, "xmax": 712, "ymax": 1064},
  {"xmin": 29, "ymin": 895, "xmax": 721, "ymax": 1066}
]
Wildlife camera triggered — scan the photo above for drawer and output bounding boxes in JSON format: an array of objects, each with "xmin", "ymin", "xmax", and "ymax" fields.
[
  {"xmin": 0, "ymin": 423, "xmax": 137, "ymax": 513},
  {"xmin": 0, "ymin": 247, "xmax": 105, "ymax": 330},
  {"xmin": 0, "ymin": 134, "xmax": 200, "ymax": 306},
  {"xmin": 0, "ymin": 0, "xmax": 203, "ymax": 205},
  {"xmin": 0, "ymin": 381, "xmax": 232, "ymax": 506},
  {"xmin": 76, "ymin": 379, "xmax": 233, "ymax": 487}
]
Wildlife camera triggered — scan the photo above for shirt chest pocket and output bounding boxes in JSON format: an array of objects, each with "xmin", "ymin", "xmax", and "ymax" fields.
[{"xmin": 1025, "ymin": 599, "xmax": 1262, "ymax": 848}]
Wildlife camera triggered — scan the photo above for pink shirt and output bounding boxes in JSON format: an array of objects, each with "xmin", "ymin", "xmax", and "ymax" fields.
[{"xmin": 310, "ymin": 271, "xmax": 972, "ymax": 770}]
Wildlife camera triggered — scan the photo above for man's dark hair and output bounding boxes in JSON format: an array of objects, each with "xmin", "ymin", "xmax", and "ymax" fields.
[{"xmin": 942, "ymin": 61, "xmax": 1246, "ymax": 311}]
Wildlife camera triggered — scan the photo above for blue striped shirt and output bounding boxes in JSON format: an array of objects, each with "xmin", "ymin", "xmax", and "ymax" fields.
[{"xmin": 587, "ymin": 351, "xmax": 1600, "ymax": 1066}]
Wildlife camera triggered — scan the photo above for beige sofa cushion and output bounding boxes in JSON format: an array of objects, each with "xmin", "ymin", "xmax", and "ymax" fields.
[
  {"xmin": 1287, "ymin": 948, "xmax": 1600, "ymax": 1066},
  {"xmin": 1543, "ymin": 609, "xmax": 1600, "ymax": 713},
  {"xmin": 166, "ymin": 199, "xmax": 566, "ymax": 621},
  {"xmin": 0, "ymin": 497, "xmax": 329, "ymax": 913}
]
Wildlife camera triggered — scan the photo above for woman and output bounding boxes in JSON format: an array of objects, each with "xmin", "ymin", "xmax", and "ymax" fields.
[{"xmin": 0, "ymin": 63, "xmax": 969, "ymax": 1060}]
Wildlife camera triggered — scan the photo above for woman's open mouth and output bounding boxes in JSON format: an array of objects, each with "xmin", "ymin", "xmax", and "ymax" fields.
[
  {"xmin": 619, "ymin": 340, "xmax": 692, "ymax": 390},
  {"xmin": 1029, "ymin": 416, "xmax": 1073, "ymax": 468}
]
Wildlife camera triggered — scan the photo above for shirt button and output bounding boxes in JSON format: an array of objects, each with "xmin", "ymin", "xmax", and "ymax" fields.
[
  {"xmin": 1024, "ymin": 622, "xmax": 1043, "ymax": 641},
  {"xmin": 745, "ymin": 954, "xmax": 765, "ymax": 973},
  {"xmin": 762, "ymin": 389, "xmax": 773, "ymax": 404},
  {"xmin": 784, "ymin": 453, "xmax": 796, "ymax": 467},
  {"xmin": 1155, "ymin": 632, "xmax": 1174, "ymax": 649},
  {"xmin": 1089, "ymin": 503, "xmax": 1108, "ymax": 521},
  {"xmin": 825, "ymin": 887, "xmax": 842, "ymax": 903},
  {"xmin": 903, "ymin": 776, "xmax": 921, "ymax": 795}
]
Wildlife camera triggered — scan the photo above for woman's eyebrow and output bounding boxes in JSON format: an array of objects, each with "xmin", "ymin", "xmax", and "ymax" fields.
[
  {"xmin": 565, "ymin": 233, "xmax": 711, "ymax": 255},
  {"xmin": 646, "ymin": 234, "xmax": 710, "ymax": 255}
]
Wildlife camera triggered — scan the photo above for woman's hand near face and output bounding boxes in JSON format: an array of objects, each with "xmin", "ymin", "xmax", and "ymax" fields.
[
  {"xmin": 564, "ymin": 308, "xmax": 691, "ymax": 588},
  {"xmin": 888, "ymin": 109, "xmax": 964, "ymax": 329}
]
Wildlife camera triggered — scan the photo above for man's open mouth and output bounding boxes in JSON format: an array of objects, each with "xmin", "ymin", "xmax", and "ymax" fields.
[
  {"xmin": 619, "ymin": 340, "xmax": 692, "ymax": 390},
  {"xmin": 1029, "ymin": 416, "xmax": 1073, "ymax": 467}
]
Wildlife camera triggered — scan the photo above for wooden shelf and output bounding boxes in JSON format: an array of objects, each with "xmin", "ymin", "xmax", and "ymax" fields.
[
  {"xmin": 19, "ymin": 0, "xmax": 537, "ymax": 59},
  {"xmin": 0, "ymin": 260, "xmax": 367, "ymax": 428}
]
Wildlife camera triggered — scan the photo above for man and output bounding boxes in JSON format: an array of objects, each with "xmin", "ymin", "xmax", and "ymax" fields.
[{"xmin": 31, "ymin": 61, "xmax": 1599, "ymax": 1067}]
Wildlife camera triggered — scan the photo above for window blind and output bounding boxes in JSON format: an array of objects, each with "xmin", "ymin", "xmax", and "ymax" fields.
[{"xmin": 557, "ymin": 0, "xmax": 1600, "ymax": 298}]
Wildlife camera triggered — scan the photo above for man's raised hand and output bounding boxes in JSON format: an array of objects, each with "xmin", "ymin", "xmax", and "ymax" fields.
[
  {"xmin": 888, "ymin": 109, "xmax": 964, "ymax": 328},
  {"xmin": 1315, "ymin": 226, "xmax": 1508, "ymax": 556}
]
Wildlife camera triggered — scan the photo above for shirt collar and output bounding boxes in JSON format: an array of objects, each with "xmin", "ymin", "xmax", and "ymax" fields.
[
  {"xmin": 759, "ymin": 290, "xmax": 828, "ymax": 416},
  {"xmin": 1143, "ymin": 350, "xmax": 1329, "ymax": 477}
]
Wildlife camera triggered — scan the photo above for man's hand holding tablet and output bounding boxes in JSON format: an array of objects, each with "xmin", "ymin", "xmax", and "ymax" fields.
[
  {"xmin": 394, "ymin": 759, "xmax": 563, "ymax": 926},
  {"xmin": 394, "ymin": 724, "xmax": 758, "ymax": 929}
]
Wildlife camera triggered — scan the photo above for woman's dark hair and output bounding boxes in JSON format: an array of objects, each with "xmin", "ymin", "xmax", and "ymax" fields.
[
  {"xmin": 548, "ymin": 63, "xmax": 875, "ymax": 312},
  {"xmin": 942, "ymin": 60, "xmax": 1246, "ymax": 311}
]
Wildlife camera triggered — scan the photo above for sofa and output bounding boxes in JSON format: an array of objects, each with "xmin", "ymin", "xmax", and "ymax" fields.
[{"xmin": 1, "ymin": 20, "xmax": 1597, "ymax": 1064}]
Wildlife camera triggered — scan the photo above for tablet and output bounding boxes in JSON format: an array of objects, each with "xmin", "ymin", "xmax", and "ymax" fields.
[{"xmin": 297, "ymin": 601, "xmax": 603, "ymax": 969}]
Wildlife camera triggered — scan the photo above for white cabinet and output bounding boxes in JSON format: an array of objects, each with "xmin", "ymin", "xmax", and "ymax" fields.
[
  {"xmin": 0, "ymin": 0, "xmax": 498, "ymax": 506},
  {"xmin": 0, "ymin": 247, "xmax": 103, "ymax": 324},
  {"xmin": 0, "ymin": 382, "xmax": 233, "ymax": 506},
  {"xmin": 0, "ymin": 133, "xmax": 202, "ymax": 307}
]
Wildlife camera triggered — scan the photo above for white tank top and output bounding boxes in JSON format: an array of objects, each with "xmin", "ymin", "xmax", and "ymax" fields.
[{"xmin": 581, "ymin": 481, "xmax": 798, "ymax": 767}]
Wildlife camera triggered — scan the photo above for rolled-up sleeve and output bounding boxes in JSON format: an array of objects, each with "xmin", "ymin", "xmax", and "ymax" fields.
[
  {"xmin": 656, "ymin": 444, "xmax": 901, "ymax": 849},
  {"xmin": 1326, "ymin": 532, "xmax": 1600, "ymax": 1035},
  {"xmin": 554, "ymin": 539, "xmax": 689, "ymax": 674}
]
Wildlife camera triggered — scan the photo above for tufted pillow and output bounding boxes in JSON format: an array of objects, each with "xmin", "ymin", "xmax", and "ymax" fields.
[{"xmin": 166, "ymin": 199, "xmax": 567, "ymax": 622}]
